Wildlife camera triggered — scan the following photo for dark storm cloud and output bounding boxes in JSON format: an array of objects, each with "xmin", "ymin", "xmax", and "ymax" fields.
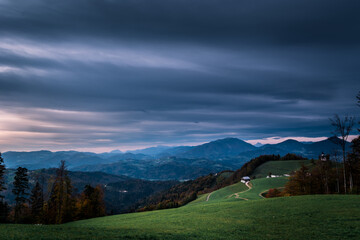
[
  {"xmin": 1, "ymin": 0, "xmax": 359, "ymax": 46},
  {"xmin": 0, "ymin": 0, "xmax": 359, "ymax": 151}
]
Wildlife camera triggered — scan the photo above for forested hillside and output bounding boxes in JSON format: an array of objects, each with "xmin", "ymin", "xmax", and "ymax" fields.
[{"xmin": 2, "ymin": 168, "xmax": 178, "ymax": 214}]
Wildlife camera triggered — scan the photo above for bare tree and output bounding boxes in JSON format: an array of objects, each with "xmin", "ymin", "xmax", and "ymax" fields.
[
  {"xmin": 331, "ymin": 149, "xmax": 341, "ymax": 193},
  {"xmin": 330, "ymin": 114, "xmax": 355, "ymax": 193},
  {"xmin": 357, "ymin": 91, "xmax": 360, "ymax": 133}
]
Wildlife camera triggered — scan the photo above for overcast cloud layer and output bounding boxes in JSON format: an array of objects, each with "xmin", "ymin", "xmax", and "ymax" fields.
[{"xmin": 0, "ymin": 0, "xmax": 359, "ymax": 152}]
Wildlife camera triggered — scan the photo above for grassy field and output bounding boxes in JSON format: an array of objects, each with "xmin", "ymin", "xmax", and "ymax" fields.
[
  {"xmin": 193, "ymin": 177, "xmax": 289, "ymax": 203},
  {"xmin": 209, "ymin": 180, "xmax": 249, "ymax": 201},
  {"xmin": 251, "ymin": 160, "xmax": 311, "ymax": 179},
  {"xmin": 1, "ymin": 175, "xmax": 360, "ymax": 240},
  {"xmin": 235, "ymin": 177, "xmax": 288, "ymax": 200},
  {"xmin": 1, "ymin": 195, "xmax": 359, "ymax": 240},
  {"xmin": 191, "ymin": 180, "xmax": 249, "ymax": 204}
]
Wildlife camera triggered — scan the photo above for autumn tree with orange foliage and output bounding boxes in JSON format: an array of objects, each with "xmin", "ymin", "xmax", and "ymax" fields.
[
  {"xmin": 265, "ymin": 188, "xmax": 282, "ymax": 198},
  {"xmin": 75, "ymin": 185, "xmax": 106, "ymax": 220}
]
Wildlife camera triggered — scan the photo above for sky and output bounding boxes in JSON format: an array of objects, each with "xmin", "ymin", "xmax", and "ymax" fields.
[{"xmin": 0, "ymin": 0, "xmax": 359, "ymax": 152}]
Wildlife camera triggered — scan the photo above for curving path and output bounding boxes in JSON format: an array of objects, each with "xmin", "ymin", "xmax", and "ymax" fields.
[
  {"xmin": 205, "ymin": 177, "xmax": 288, "ymax": 202},
  {"xmin": 206, "ymin": 192, "xmax": 214, "ymax": 201},
  {"xmin": 206, "ymin": 182, "xmax": 252, "ymax": 202},
  {"xmin": 227, "ymin": 181, "xmax": 252, "ymax": 200}
]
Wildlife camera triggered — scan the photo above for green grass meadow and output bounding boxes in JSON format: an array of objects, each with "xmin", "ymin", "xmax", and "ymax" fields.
[
  {"xmin": 237, "ymin": 177, "xmax": 289, "ymax": 200},
  {"xmin": 1, "ymin": 161, "xmax": 359, "ymax": 240},
  {"xmin": 1, "ymin": 195, "xmax": 359, "ymax": 240},
  {"xmin": 251, "ymin": 160, "xmax": 311, "ymax": 179},
  {"xmin": 0, "ymin": 161, "xmax": 360, "ymax": 240},
  {"xmin": 193, "ymin": 176, "xmax": 289, "ymax": 203},
  {"xmin": 191, "ymin": 180, "xmax": 249, "ymax": 204}
]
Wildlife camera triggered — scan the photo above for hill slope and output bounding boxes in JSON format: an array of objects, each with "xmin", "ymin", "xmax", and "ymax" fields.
[
  {"xmin": 193, "ymin": 177, "xmax": 289, "ymax": 203},
  {"xmin": 1, "ymin": 195, "xmax": 359, "ymax": 239},
  {"xmin": 251, "ymin": 159, "xmax": 311, "ymax": 179}
]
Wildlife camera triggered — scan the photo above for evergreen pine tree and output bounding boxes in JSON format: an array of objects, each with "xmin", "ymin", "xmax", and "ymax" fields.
[
  {"xmin": 47, "ymin": 161, "xmax": 75, "ymax": 224},
  {"xmin": 0, "ymin": 153, "xmax": 6, "ymax": 202},
  {"xmin": 12, "ymin": 167, "xmax": 29, "ymax": 223},
  {"xmin": 30, "ymin": 181, "xmax": 44, "ymax": 223},
  {"xmin": 0, "ymin": 201, "xmax": 9, "ymax": 223},
  {"xmin": 0, "ymin": 153, "xmax": 9, "ymax": 223}
]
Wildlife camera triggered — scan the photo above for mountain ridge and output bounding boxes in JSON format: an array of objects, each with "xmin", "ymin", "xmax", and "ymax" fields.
[
  {"xmin": 2, "ymin": 136, "xmax": 350, "ymax": 180},
  {"xmin": 177, "ymin": 137, "xmax": 257, "ymax": 159}
]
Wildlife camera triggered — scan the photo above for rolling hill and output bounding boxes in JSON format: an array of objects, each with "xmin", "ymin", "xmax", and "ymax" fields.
[
  {"xmin": 1, "ymin": 178, "xmax": 359, "ymax": 239},
  {"xmin": 2, "ymin": 157, "xmax": 359, "ymax": 239},
  {"xmin": 133, "ymin": 156, "xmax": 310, "ymax": 211},
  {"xmin": 202, "ymin": 177, "xmax": 289, "ymax": 202},
  {"xmin": 251, "ymin": 159, "xmax": 312, "ymax": 179}
]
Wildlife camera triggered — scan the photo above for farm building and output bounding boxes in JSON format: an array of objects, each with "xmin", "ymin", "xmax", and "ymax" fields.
[{"xmin": 241, "ymin": 176, "xmax": 251, "ymax": 183}]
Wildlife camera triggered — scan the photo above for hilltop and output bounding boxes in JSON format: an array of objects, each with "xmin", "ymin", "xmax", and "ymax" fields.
[{"xmin": 177, "ymin": 137, "xmax": 256, "ymax": 159}]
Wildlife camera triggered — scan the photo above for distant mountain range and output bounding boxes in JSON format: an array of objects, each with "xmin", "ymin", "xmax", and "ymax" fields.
[
  {"xmin": 127, "ymin": 146, "xmax": 173, "ymax": 156},
  {"xmin": 177, "ymin": 138, "xmax": 256, "ymax": 159},
  {"xmin": 72, "ymin": 157, "xmax": 238, "ymax": 180},
  {"xmin": 2, "ymin": 150, "xmax": 152, "ymax": 170},
  {"xmin": 128, "ymin": 137, "xmax": 348, "ymax": 160},
  {"xmin": 2, "ymin": 136, "xmax": 351, "ymax": 180}
]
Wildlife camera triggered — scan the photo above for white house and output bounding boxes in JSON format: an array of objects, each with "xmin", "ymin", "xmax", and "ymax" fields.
[{"xmin": 242, "ymin": 176, "xmax": 251, "ymax": 182}]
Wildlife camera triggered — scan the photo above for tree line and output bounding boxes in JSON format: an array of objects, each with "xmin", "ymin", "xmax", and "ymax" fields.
[
  {"xmin": 0, "ymin": 160, "xmax": 105, "ymax": 224},
  {"xmin": 278, "ymin": 132, "xmax": 360, "ymax": 196},
  {"xmin": 266, "ymin": 92, "xmax": 360, "ymax": 197}
]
